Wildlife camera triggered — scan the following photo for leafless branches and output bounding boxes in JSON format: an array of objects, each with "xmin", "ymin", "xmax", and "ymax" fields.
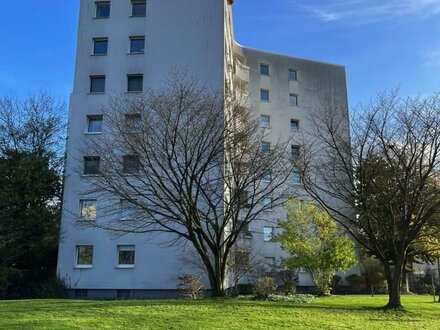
[
  {"xmin": 301, "ymin": 89, "xmax": 440, "ymax": 307},
  {"xmin": 82, "ymin": 74, "xmax": 296, "ymax": 296}
]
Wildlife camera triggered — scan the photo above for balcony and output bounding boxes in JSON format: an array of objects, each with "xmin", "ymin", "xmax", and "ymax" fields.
[{"xmin": 234, "ymin": 61, "xmax": 250, "ymax": 83}]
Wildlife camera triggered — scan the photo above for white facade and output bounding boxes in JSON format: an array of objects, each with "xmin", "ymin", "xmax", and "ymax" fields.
[{"xmin": 58, "ymin": 0, "xmax": 349, "ymax": 297}]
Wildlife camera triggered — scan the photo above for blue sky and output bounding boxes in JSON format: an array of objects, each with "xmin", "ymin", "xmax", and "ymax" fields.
[{"xmin": 0, "ymin": 0, "xmax": 439, "ymax": 106}]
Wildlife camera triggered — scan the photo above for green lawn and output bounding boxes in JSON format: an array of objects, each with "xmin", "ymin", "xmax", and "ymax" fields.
[{"xmin": 0, "ymin": 295, "xmax": 438, "ymax": 330}]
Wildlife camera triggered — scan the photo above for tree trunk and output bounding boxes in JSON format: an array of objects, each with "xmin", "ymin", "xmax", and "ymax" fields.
[
  {"xmin": 437, "ymin": 258, "xmax": 440, "ymax": 303},
  {"xmin": 401, "ymin": 271, "xmax": 411, "ymax": 294},
  {"xmin": 383, "ymin": 257, "xmax": 405, "ymax": 309},
  {"xmin": 206, "ymin": 254, "xmax": 226, "ymax": 297}
]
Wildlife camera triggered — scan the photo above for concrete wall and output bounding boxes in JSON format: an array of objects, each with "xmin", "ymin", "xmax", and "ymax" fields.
[
  {"xmin": 58, "ymin": 0, "xmax": 227, "ymax": 292},
  {"xmin": 58, "ymin": 0, "xmax": 351, "ymax": 296},
  {"xmin": 237, "ymin": 46, "xmax": 350, "ymax": 287}
]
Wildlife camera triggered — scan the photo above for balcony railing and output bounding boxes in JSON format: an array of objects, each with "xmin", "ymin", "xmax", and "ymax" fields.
[{"xmin": 234, "ymin": 61, "xmax": 250, "ymax": 83}]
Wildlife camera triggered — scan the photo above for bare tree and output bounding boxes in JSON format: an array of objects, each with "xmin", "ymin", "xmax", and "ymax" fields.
[
  {"xmin": 83, "ymin": 74, "xmax": 295, "ymax": 297},
  {"xmin": 301, "ymin": 89, "xmax": 440, "ymax": 308}
]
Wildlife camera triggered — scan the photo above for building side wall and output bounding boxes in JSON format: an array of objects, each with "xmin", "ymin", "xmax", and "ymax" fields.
[
  {"xmin": 58, "ymin": 0, "xmax": 226, "ymax": 292},
  {"xmin": 239, "ymin": 47, "xmax": 350, "ymax": 287}
]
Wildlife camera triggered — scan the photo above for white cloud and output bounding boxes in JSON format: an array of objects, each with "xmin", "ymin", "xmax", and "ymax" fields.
[{"xmin": 294, "ymin": 0, "xmax": 440, "ymax": 24}]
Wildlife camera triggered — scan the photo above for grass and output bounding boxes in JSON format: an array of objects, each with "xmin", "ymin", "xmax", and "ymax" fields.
[{"xmin": 0, "ymin": 295, "xmax": 438, "ymax": 330}]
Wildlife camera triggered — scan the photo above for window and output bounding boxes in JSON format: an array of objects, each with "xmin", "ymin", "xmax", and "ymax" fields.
[
  {"xmin": 127, "ymin": 74, "xmax": 143, "ymax": 92},
  {"xmin": 117, "ymin": 245, "xmax": 135, "ymax": 267},
  {"xmin": 83, "ymin": 156, "xmax": 100, "ymax": 175},
  {"xmin": 291, "ymin": 145, "xmax": 300, "ymax": 157},
  {"xmin": 90, "ymin": 75, "xmax": 105, "ymax": 93},
  {"xmin": 289, "ymin": 68, "xmax": 298, "ymax": 81},
  {"xmin": 263, "ymin": 226, "xmax": 274, "ymax": 241},
  {"xmin": 120, "ymin": 199, "xmax": 137, "ymax": 220},
  {"xmin": 261, "ymin": 141, "xmax": 271, "ymax": 154},
  {"xmin": 87, "ymin": 115, "xmax": 103, "ymax": 133},
  {"xmin": 125, "ymin": 113, "xmax": 142, "ymax": 131},
  {"xmin": 260, "ymin": 64, "xmax": 269, "ymax": 76},
  {"xmin": 260, "ymin": 115, "xmax": 270, "ymax": 128},
  {"xmin": 292, "ymin": 171, "xmax": 302, "ymax": 184},
  {"xmin": 265, "ymin": 257, "xmax": 276, "ymax": 270},
  {"xmin": 262, "ymin": 170, "xmax": 272, "ymax": 182},
  {"xmin": 260, "ymin": 89, "xmax": 270, "ymax": 101},
  {"xmin": 290, "ymin": 119, "xmax": 299, "ymax": 132},
  {"xmin": 131, "ymin": 0, "xmax": 146, "ymax": 17},
  {"xmin": 234, "ymin": 250, "xmax": 250, "ymax": 267},
  {"xmin": 79, "ymin": 199, "xmax": 97, "ymax": 220},
  {"xmin": 123, "ymin": 155, "xmax": 140, "ymax": 174},
  {"xmin": 76, "ymin": 245, "xmax": 94, "ymax": 267},
  {"xmin": 238, "ymin": 220, "xmax": 252, "ymax": 237},
  {"xmin": 290, "ymin": 93, "xmax": 299, "ymax": 106},
  {"xmin": 237, "ymin": 190, "xmax": 250, "ymax": 209},
  {"xmin": 95, "ymin": 1, "xmax": 110, "ymax": 18},
  {"xmin": 93, "ymin": 38, "xmax": 108, "ymax": 55},
  {"xmin": 130, "ymin": 36, "xmax": 145, "ymax": 53},
  {"xmin": 262, "ymin": 197, "xmax": 273, "ymax": 209}
]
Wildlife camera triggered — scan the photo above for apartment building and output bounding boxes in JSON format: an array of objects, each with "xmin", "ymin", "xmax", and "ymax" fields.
[{"xmin": 57, "ymin": 0, "xmax": 349, "ymax": 298}]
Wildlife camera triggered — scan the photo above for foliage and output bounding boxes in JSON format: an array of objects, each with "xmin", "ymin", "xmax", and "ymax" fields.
[
  {"xmin": 301, "ymin": 89, "xmax": 440, "ymax": 308},
  {"xmin": 0, "ymin": 296, "xmax": 439, "ymax": 330},
  {"xmin": 177, "ymin": 274, "xmax": 205, "ymax": 299},
  {"xmin": 410, "ymin": 268, "xmax": 439, "ymax": 295},
  {"xmin": 252, "ymin": 276, "xmax": 277, "ymax": 299},
  {"xmin": 345, "ymin": 274, "xmax": 366, "ymax": 293},
  {"xmin": 275, "ymin": 199, "xmax": 356, "ymax": 296},
  {"xmin": 362, "ymin": 257, "xmax": 387, "ymax": 294},
  {"xmin": 0, "ymin": 92, "xmax": 64, "ymax": 299},
  {"xmin": 238, "ymin": 293, "xmax": 315, "ymax": 303},
  {"xmin": 272, "ymin": 269, "xmax": 299, "ymax": 294}
]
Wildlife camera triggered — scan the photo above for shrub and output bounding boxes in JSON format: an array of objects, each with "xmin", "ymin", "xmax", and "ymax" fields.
[
  {"xmin": 270, "ymin": 294, "xmax": 315, "ymax": 303},
  {"xmin": 331, "ymin": 275, "xmax": 342, "ymax": 293},
  {"xmin": 410, "ymin": 268, "xmax": 439, "ymax": 295},
  {"xmin": 237, "ymin": 293, "xmax": 315, "ymax": 303},
  {"xmin": 253, "ymin": 276, "xmax": 277, "ymax": 299},
  {"xmin": 345, "ymin": 274, "xmax": 365, "ymax": 293},
  {"xmin": 273, "ymin": 269, "xmax": 299, "ymax": 294},
  {"xmin": 26, "ymin": 276, "xmax": 69, "ymax": 298},
  {"xmin": 362, "ymin": 257, "xmax": 387, "ymax": 294},
  {"xmin": 177, "ymin": 274, "xmax": 205, "ymax": 299}
]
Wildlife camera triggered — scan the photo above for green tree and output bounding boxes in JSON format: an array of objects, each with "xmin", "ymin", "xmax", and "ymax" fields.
[
  {"xmin": 275, "ymin": 199, "xmax": 356, "ymax": 296},
  {"xmin": 0, "ymin": 92, "xmax": 65, "ymax": 298}
]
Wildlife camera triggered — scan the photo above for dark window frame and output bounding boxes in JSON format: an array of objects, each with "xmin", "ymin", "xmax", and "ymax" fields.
[
  {"xmin": 127, "ymin": 74, "xmax": 143, "ymax": 92},
  {"xmin": 131, "ymin": 0, "xmax": 146, "ymax": 17},
  {"xmin": 83, "ymin": 156, "xmax": 101, "ymax": 175},
  {"xmin": 90, "ymin": 75, "xmax": 106, "ymax": 93},
  {"xmin": 95, "ymin": 1, "xmax": 110, "ymax": 18}
]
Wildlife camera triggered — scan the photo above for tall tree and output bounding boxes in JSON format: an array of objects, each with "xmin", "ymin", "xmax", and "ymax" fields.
[
  {"xmin": 0, "ymin": 92, "xmax": 65, "ymax": 298},
  {"xmin": 300, "ymin": 90, "xmax": 440, "ymax": 308},
  {"xmin": 275, "ymin": 199, "xmax": 356, "ymax": 296},
  {"xmin": 83, "ymin": 75, "xmax": 296, "ymax": 297}
]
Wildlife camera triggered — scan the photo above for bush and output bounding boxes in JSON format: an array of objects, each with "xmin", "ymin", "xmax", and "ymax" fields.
[
  {"xmin": 345, "ymin": 274, "xmax": 365, "ymax": 293},
  {"xmin": 237, "ymin": 293, "xmax": 315, "ymax": 303},
  {"xmin": 270, "ymin": 294, "xmax": 315, "ymax": 303},
  {"xmin": 362, "ymin": 257, "xmax": 387, "ymax": 294},
  {"xmin": 30, "ymin": 276, "xmax": 69, "ymax": 298},
  {"xmin": 410, "ymin": 269, "xmax": 439, "ymax": 295},
  {"xmin": 273, "ymin": 269, "xmax": 299, "ymax": 294},
  {"xmin": 253, "ymin": 276, "xmax": 277, "ymax": 300},
  {"xmin": 177, "ymin": 274, "xmax": 205, "ymax": 299},
  {"xmin": 331, "ymin": 275, "xmax": 342, "ymax": 293}
]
